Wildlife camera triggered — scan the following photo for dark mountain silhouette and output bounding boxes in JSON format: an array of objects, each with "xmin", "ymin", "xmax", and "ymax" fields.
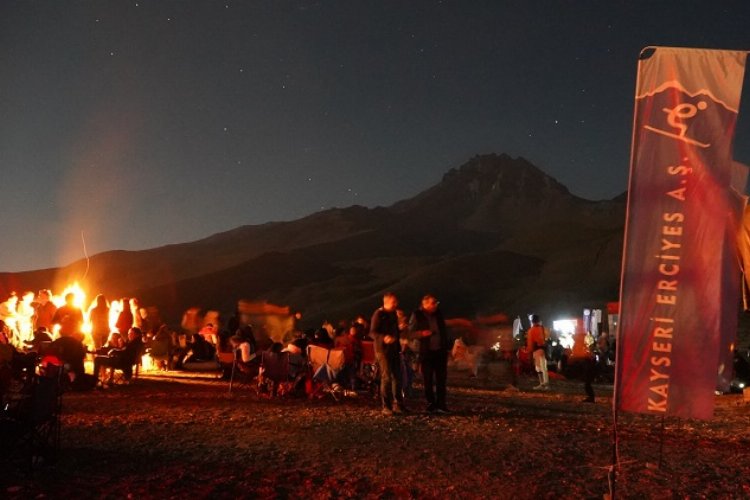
[{"xmin": 0, "ymin": 154, "xmax": 626, "ymax": 325}]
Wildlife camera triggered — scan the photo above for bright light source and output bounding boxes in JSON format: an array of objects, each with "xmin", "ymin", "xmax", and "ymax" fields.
[
  {"xmin": 553, "ymin": 319, "xmax": 577, "ymax": 335},
  {"xmin": 552, "ymin": 319, "xmax": 578, "ymax": 349}
]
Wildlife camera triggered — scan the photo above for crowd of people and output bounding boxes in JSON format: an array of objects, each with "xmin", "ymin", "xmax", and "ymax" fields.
[
  {"xmin": 0, "ymin": 286, "xmax": 607, "ymax": 411},
  {"xmin": 0, "ymin": 288, "xmax": 162, "ymax": 390}
]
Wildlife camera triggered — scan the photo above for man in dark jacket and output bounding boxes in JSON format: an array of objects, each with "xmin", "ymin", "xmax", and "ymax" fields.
[
  {"xmin": 370, "ymin": 292, "xmax": 404, "ymax": 415},
  {"xmin": 409, "ymin": 295, "xmax": 451, "ymax": 414},
  {"xmin": 51, "ymin": 292, "xmax": 84, "ymax": 341}
]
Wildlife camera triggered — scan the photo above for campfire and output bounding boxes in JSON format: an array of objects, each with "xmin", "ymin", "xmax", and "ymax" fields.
[{"xmin": 39, "ymin": 283, "xmax": 125, "ymax": 350}]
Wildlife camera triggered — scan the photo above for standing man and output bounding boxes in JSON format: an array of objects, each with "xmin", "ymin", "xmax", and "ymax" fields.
[
  {"xmin": 33, "ymin": 289, "xmax": 58, "ymax": 332},
  {"xmin": 568, "ymin": 323, "xmax": 597, "ymax": 403},
  {"xmin": 409, "ymin": 294, "xmax": 451, "ymax": 414},
  {"xmin": 0, "ymin": 293, "xmax": 19, "ymax": 345},
  {"xmin": 526, "ymin": 314, "xmax": 549, "ymax": 390},
  {"xmin": 370, "ymin": 292, "xmax": 405, "ymax": 415},
  {"xmin": 52, "ymin": 292, "xmax": 84, "ymax": 341}
]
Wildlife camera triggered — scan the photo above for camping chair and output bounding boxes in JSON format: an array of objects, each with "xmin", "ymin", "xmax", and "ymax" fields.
[
  {"xmin": 0, "ymin": 356, "xmax": 65, "ymax": 470},
  {"xmin": 109, "ymin": 344, "xmax": 145, "ymax": 386},
  {"xmin": 144, "ymin": 338, "xmax": 172, "ymax": 371},
  {"xmin": 257, "ymin": 351, "xmax": 296, "ymax": 397},
  {"xmin": 359, "ymin": 340, "xmax": 379, "ymax": 396},
  {"xmin": 307, "ymin": 345, "xmax": 347, "ymax": 401},
  {"xmin": 228, "ymin": 350, "xmax": 259, "ymax": 395}
]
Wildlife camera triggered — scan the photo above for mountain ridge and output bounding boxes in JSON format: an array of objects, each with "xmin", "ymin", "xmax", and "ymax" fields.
[{"xmin": 0, "ymin": 154, "xmax": 626, "ymax": 325}]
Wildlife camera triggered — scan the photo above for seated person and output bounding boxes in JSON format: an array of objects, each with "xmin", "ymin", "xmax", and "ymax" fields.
[
  {"xmin": 312, "ymin": 328, "xmax": 334, "ymax": 348},
  {"xmin": 50, "ymin": 334, "xmax": 87, "ymax": 380},
  {"xmin": 226, "ymin": 334, "xmax": 261, "ymax": 380},
  {"xmin": 235, "ymin": 323, "xmax": 256, "ymax": 343},
  {"xmin": 337, "ymin": 325, "xmax": 363, "ymax": 389},
  {"xmin": 289, "ymin": 332, "xmax": 309, "ymax": 355},
  {"xmin": 182, "ymin": 332, "xmax": 220, "ymax": 371},
  {"xmin": 96, "ymin": 332, "xmax": 124, "ymax": 354},
  {"xmin": 170, "ymin": 331, "xmax": 189, "ymax": 369},
  {"xmin": 281, "ymin": 342, "xmax": 306, "ymax": 379},
  {"xmin": 24, "ymin": 326, "xmax": 53, "ymax": 353},
  {"xmin": 334, "ymin": 328, "xmax": 355, "ymax": 363},
  {"xmin": 94, "ymin": 327, "xmax": 144, "ymax": 385},
  {"xmin": 0, "ymin": 325, "xmax": 15, "ymax": 385},
  {"xmin": 147, "ymin": 325, "xmax": 173, "ymax": 370},
  {"xmin": 229, "ymin": 334, "xmax": 257, "ymax": 367},
  {"xmin": 198, "ymin": 323, "xmax": 219, "ymax": 346},
  {"xmin": 184, "ymin": 332, "xmax": 214, "ymax": 362},
  {"xmin": 0, "ymin": 326, "xmax": 17, "ymax": 398}
]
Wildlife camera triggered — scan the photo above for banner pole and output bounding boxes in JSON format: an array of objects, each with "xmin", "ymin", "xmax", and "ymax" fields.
[
  {"xmin": 657, "ymin": 415, "xmax": 666, "ymax": 469},
  {"xmin": 609, "ymin": 47, "xmax": 650, "ymax": 500},
  {"xmin": 611, "ymin": 351, "xmax": 624, "ymax": 499}
]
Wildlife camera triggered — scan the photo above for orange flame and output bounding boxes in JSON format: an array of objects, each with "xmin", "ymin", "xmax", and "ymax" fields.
[{"xmin": 49, "ymin": 282, "xmax": 95, "ymax": 348}]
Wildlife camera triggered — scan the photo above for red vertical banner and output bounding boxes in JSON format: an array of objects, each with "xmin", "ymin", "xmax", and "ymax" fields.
[{"xmin": 616, "ymin": 47, "xmax": 747, "ymax": 419}]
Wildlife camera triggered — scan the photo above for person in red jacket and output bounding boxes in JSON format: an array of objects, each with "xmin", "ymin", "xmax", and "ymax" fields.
[{"xmin": 526, "ymin": 314, "xmax": 549, "ymax": 390}]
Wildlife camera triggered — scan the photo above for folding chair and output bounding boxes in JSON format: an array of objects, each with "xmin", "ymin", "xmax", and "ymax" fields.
[
  {"xmin": 1, "ymin": 356, "xmax": 65, "ymax": 470},
  {"xmin": 307, "ymin": 345, "xmax": 347, "ymax": 401},
  {"xmin": 359, "ymin": 340, "xmax": 379, "ymax": 396},
  {"xmin": 108, "ymin": 345, "xmax": 145, "ymax": 386},
  {"xmin": 258, "ymin": 351, "xmax": 293, "ymax": 397},
  {"xmin": 28, "ymin": 361, "xmax": 65, "ymax": 466},
  {"xmin": 228, "ymin": 350, "xmax": 259, "ymax": 394}
]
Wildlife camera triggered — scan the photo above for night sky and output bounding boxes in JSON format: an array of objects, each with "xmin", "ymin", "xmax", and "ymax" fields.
[{"xmin": 2, "ymin": 1, "xmax": 750, "ymax": 272}]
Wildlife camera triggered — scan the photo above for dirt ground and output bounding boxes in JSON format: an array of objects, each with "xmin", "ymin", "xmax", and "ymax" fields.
[{"xmin": 3, "ymin": 364, "xmax": 750, "ymax": 499}]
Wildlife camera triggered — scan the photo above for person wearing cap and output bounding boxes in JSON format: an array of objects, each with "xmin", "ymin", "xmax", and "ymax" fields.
[
  {"xmin": 526, "ymin": 314, "xmax": 549, "ymax": 390},
  {"xmin": 409, "ymin": 294, "xmax": 451, "ymax": 414}
]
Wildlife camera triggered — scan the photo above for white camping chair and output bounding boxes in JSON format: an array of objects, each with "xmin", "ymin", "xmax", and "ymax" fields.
[{"xmin": 306, "ymin": 345, "xmax": 346, "ymax": 401}]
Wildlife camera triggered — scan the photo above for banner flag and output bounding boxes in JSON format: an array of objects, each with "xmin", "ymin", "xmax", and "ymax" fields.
[
  {"xmin": 737, "ymin": 195, "xmax": 750, "ymax": 310},
  {"xmin": 717, "ymin": 162, "xmax": 748, "ymax": 393},
  {"xmin": 616, "ymin": 47, "xmax": 747, "ymax": 419}
]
